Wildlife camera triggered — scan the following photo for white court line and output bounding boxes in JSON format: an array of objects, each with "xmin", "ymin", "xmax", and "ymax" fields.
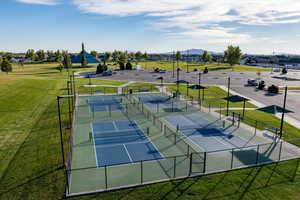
[
  {"xmin": 112, "ymin": 121, "xmax": 118, "ymax": 131},
  {"xmin": 123, "ymin": 144, "xmax": 133, "ymax": 162},
  {"xmin": 90, "ymin": 123, "xmax": 99, "ymax": 167}
]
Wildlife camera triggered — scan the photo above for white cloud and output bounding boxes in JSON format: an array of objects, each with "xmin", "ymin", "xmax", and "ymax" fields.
[
  {"xmin": 71, "ymin": 0, "xmax": 300, "ymax": 45},
  {"xmin": 16, "ymin": 0, "xmax": 59, "ymax": 5}
]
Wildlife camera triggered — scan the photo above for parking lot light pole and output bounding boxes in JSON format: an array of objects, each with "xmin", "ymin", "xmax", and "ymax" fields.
[
  {"xmin": 176, "ymin": 68, "xmax": 180, "ymax": 94},
  {"xmin": 280, "ymin": 86, "xmax": 288, "ymax": 138},
  {"xmin": 226, "ymin": 77, "xmax": 231, "ymax": 116},
  {"xmin": 172, "ymin": 51, "xmax": 175, "ymax": 78},
  {"xmin": 198, "ymin": 72, "xmax": 201, "ymax": 103}
]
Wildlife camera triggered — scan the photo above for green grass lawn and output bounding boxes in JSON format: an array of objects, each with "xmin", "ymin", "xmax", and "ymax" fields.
[
  {"xmin": 124, "ymin": 82, "xmax": 160, "ymax": 93},
  {"xmin": 167, "ymin": 84, "xmax": 257, "ymax": 108},
  {"xmin": 0, "ymin": 63, "xmax": 300, "ymax": 200},
  {"xmin": 217, "ymin": 110, "xmax": 300, "ymax": 145},
  {"xmin": 136, "ymin": 61, "xmax": 271, "ymax": 72}
]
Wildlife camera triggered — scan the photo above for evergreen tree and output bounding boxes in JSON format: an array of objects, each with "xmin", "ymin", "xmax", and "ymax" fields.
[
  {"xmin": 135, "ymin": 51, "xmax": 142, "ymax": 63},
  {"xmin": 1, "ymin": 58, "xmax": 12, "ymax": 74},
  {"xmin": 81, "ymin": 55, "xmax": 88, "ymax": 67},
  {"xmin": 126, "ymin": 62, "xmax": 133, "ymax": 70},
  {"xmin": 143, "ymin": 52, "xmax": 148, "ymax": 60},
  {"xmin": 202, "ymin": 51, "xmax": 212, "ymax": 63}
]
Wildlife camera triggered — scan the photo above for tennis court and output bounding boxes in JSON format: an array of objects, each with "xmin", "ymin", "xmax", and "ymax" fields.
[
  {"xmin": 91, "ymin": 120, "xmax": 164, "ymax": 167},
  {"xmin": 66, "ymin": 92, "xmax": 300, "ymax": 197},
  {"xmin": 88, "ymin": 96, "xmax": 124, "ymax": 112},
  {"xmin": 163, "ymin": 113, "xmax": 255, "ymax": 152}
]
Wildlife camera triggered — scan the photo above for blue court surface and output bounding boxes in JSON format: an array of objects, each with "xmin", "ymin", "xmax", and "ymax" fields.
[
  {"xmin": 136, "ymin": 94, "xmax": 179, "ymax": 110},
  {"xmin": 164, "ymin": 113, "xmax": 254, "ymax": 152},
  {"xmin": 91, "ymin": 120, "xmax": 164, "ymax": 167},
  {"xmin": 87, "ymin": 96, "xmax": 123, "ymax": 112}
]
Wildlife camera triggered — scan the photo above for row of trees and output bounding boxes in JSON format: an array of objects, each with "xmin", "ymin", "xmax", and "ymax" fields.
[
  {"xmin": 25, "ymin": 49, "xmax": 68, "ymax": 62},
  {"xmin": 174, "ymin": 46, "xmax": 242, "ymax": 66}
]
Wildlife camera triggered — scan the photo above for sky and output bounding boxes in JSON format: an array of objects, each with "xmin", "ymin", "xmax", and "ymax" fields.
[{"xmin": 1, "ymin": 0, "xmax": 300, "ymax": 54}]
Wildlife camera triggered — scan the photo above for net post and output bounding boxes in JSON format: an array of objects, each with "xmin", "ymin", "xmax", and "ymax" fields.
[
  {"xmin": 176, "ymin": 124, "xmax": 179, "ymax": 132},
  {"xmin": 255, "ymin": 144, "xmax": 260, "ymax": 164},
  {"xmin": 140, "ymin": 161, "xmax": 143, "ymax": 184},
  {"xmin": 186, "ymin": 101, "xmax": 188, "ymax": 112},
  {"xmin": 187, "ymin": 145, "xmax": 190, "ymax": 157},
  {"xmin": 189, "ymin": 153, "xmax": 193, "ymax": 176},
  {"xmin": 105, "ymin": 165, "xmax": 108, "ymax": 189},
  {"xmin": 93, "ymin": 105, "xmax": 95, "ymax": 120},
  {"xmin": 157, "ymin": 103, "xmax": 159, "ymax": 113},
  {"xmin": 230, "ymin": 148, "xmax": 234, "ymax": 169},
  {"xmin": 147, "ymin": 127, "xmax": 150, "ymax": 136},
  {"xmin": 278, "ymin": 141, "xmax": 283, "ymax": 161},
  {"xmin": 173, "ymin": 156, "xmax": 177, "ymax": 178},
  {"xmin": 219, "ymin": 104, "xmax": 222, "ymax": 119}
]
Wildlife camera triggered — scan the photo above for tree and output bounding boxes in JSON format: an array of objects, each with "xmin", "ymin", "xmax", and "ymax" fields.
[
  {"xmin": 1, "ymin": 58, "xmax": 12, "ymax": 74},
  {"xmin": 25, "ymin": 49, "xmax": 35, "ymax": 60},
  {"xmin": 103, "ymin": 52, "xmax": 111, "ymax": 65},
  {"xmin": 62, "ymin": 53, "xmax": 72, "ymax": 69},
  {"xmin": 36, "ymin": 50, "xmax": 46, "ymax": 61},
  {"xmin": 46, "ymin": 50, "xmax": 55, "ymax": 61},
  {"xmin": 96, "ymin": 63, "xmax": 107, "ymax": 74},
  {"xmin": 126, "ymin": 62, "xmax": 133, "ymax": 70},
  {"xmin": 91, "ymin": 51, "xmax": 98, "ymax": 58},
  {"xmin": 202, "ymin": 51, "xmax": 212, "ymax": 63},
  {"xmin": 224, "ymin": 45, "xmax": 242, "ymax": 67},
  {"xmin": 143, "ymin": 52, "xmax": 148, "ymax": 60},
  {"xmin": 55, "ymin": 50, "xmax": 62, "ymax": 62},
  {"xmin": 112, "ymin": 50, "xmax": 119, "ymax": 64},
  {"xmin": 135, "ymin": 51, "xmax": 143, "ymax": 64},
  {"xmin": 175, "ymin": 51, "xmax": 181, "ymax": 67},
  {"xmin": 81, "ymin": 55, "xmax": 88, "ymax": 67}
]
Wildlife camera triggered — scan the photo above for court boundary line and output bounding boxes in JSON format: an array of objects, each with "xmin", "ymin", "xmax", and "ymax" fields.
[
  {"xmin": 90, "ymin": 123, "xmax": 99, "ymax": 168},
  {"xmin": 132, "ymin": 120, "xmax": 165, "ymax": 159},
  {"xmin": 123, "ymin": 144, "xmax": 133, "ymax": 162}
]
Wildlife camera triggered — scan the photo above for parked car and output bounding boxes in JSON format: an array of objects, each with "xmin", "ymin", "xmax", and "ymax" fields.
[
  {"xmin": 102, "ymin": 71, "xmax": 113, "ymax": 76},
  {"xmin": 247, "ymin": 79, "xmax": 258, "ymax": 86},
  {"xmin": 159, "ymin": 70, "xmax": 166, "ymax": 73}
]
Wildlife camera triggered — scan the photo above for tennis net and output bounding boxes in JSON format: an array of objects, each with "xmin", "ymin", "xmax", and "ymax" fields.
[{"xmin": 91, "ymin": 129, "xmax": 146, "ymax": 140}]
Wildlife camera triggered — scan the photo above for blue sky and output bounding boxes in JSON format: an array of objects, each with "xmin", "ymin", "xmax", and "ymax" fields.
[{"xmin": 1, "ymin": 0, "xmax": 300, "ymax": 54}]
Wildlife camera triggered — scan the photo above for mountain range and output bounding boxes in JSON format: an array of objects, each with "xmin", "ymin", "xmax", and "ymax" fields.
[{"xmin": 164, "ymin": 49, "xmax": 223, "ymax": 55}]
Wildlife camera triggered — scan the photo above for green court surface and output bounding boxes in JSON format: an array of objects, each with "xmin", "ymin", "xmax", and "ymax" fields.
[{"xmin": 66, "ymin": 93, "xmax": 300, "ymax": 197}]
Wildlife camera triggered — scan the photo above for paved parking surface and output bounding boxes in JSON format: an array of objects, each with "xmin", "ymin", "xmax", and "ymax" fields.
[{"xmin": 79, "ymin": 69, "xmax": 300, "ymax": 121}]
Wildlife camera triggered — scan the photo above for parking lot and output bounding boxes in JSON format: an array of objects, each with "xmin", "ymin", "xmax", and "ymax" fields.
[{"xmin": 78, "ymin": 69, "xmax": 300, "ymax": 121}]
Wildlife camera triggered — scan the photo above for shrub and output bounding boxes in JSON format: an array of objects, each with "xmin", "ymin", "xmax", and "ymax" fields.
[
  {"xmin": 96, "ymin": 63, "xmax": 107, "ymax": 74},
  {"xmin": 268, "ymin": 85, "xmax": 279, "ymax": 94},
  {"xmin": 203, "ymin": 67, "xmax": 208, "ymax": 74},
  {"xmin": 119, "ymin": 62, "xmax": 125, "ymax": 70},
  {"xmin": 257, "ymin": 80, "xmax": 265, "ymax": 90},
  {"xmin": 126, "ymin": 62, "xmax": 132, "ymax": 70},
  {"xmin": 282, "ymin": 68, "xmax": 288, "ymax": 74},
  {"xmin": 193, "ymin": 68, "xmax": 198, "ymax": 72}
]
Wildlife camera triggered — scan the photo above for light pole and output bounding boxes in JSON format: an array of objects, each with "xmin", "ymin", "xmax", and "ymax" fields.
[
  {"xmin": 226, "ymin": 77, "xmax": 231, "ymax": 116},
  {"xmin": 280, "ymin": 86, "xmax": 288, "ymax": 138},
  {"xmin": 198, "ymin": 72, "xmax": 201, "ymax": 103},
  {"xmin": 186, "ymin": 50, "xmax": 189, "ymax": 73},
  {"xmin": 176, "ymin": 68, "xmax": 180, "ymax": 94},
  {"xmin": 172, "ymin": 51, "xmax": 175, "ymax": 78}
]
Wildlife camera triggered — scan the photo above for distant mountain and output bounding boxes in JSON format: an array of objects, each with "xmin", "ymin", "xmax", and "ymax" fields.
[{"xmin": 164, "ymin": 49, "xmax": 223, "ymax": 55}]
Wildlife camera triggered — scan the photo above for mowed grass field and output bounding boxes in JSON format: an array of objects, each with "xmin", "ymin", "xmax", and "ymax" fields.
[
  {"xmin": 0, "ymin": 63, "xmax": 300, "ymax": 200},
  {"xmin": 71, "ymin": 61, "xmax": 271, "ymax": 72}
]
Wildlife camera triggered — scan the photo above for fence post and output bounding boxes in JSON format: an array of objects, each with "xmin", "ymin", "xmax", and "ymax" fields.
[
  {"xmin": 255, "ymin": 145, "xmax": 260, "ymax": 164},
  {"xmin": 105, "ymin": 165, "xmax": 108, "ymax": 189},
  {"xmin": 157, "ymin": 103, "xmax": 159, "ymax": 113},
  {"xmin": 219, "ymin": 104, "xmax": 222, "ymax": 119},
  {"xmin": 189, "ymin": 153, "xmax": 193, "ymax": 175},
  {"xmin": 278, "ymin": 141, "xmax": 283, "ymax": 161},
  {"xmin": 141, "ymin": 161, "xmax": 143, "ymax": 184},
  {"xmin": 203, "ymin": 152, "xmax": 207, "ymax": 174},
  {"xmin": 230, "ymin": 149, "xmax": 234, "ymax": 169},
  {"xmin": 254, "ymin": 120, "xmax": 258, "ymax": 135},
  {"xmin": 187, "ymin": 145, "xmax": 190, "ymax": 156},
  {"xmin": 173, "ymin": 157, "xmax": 177, "ymax": 178}
]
